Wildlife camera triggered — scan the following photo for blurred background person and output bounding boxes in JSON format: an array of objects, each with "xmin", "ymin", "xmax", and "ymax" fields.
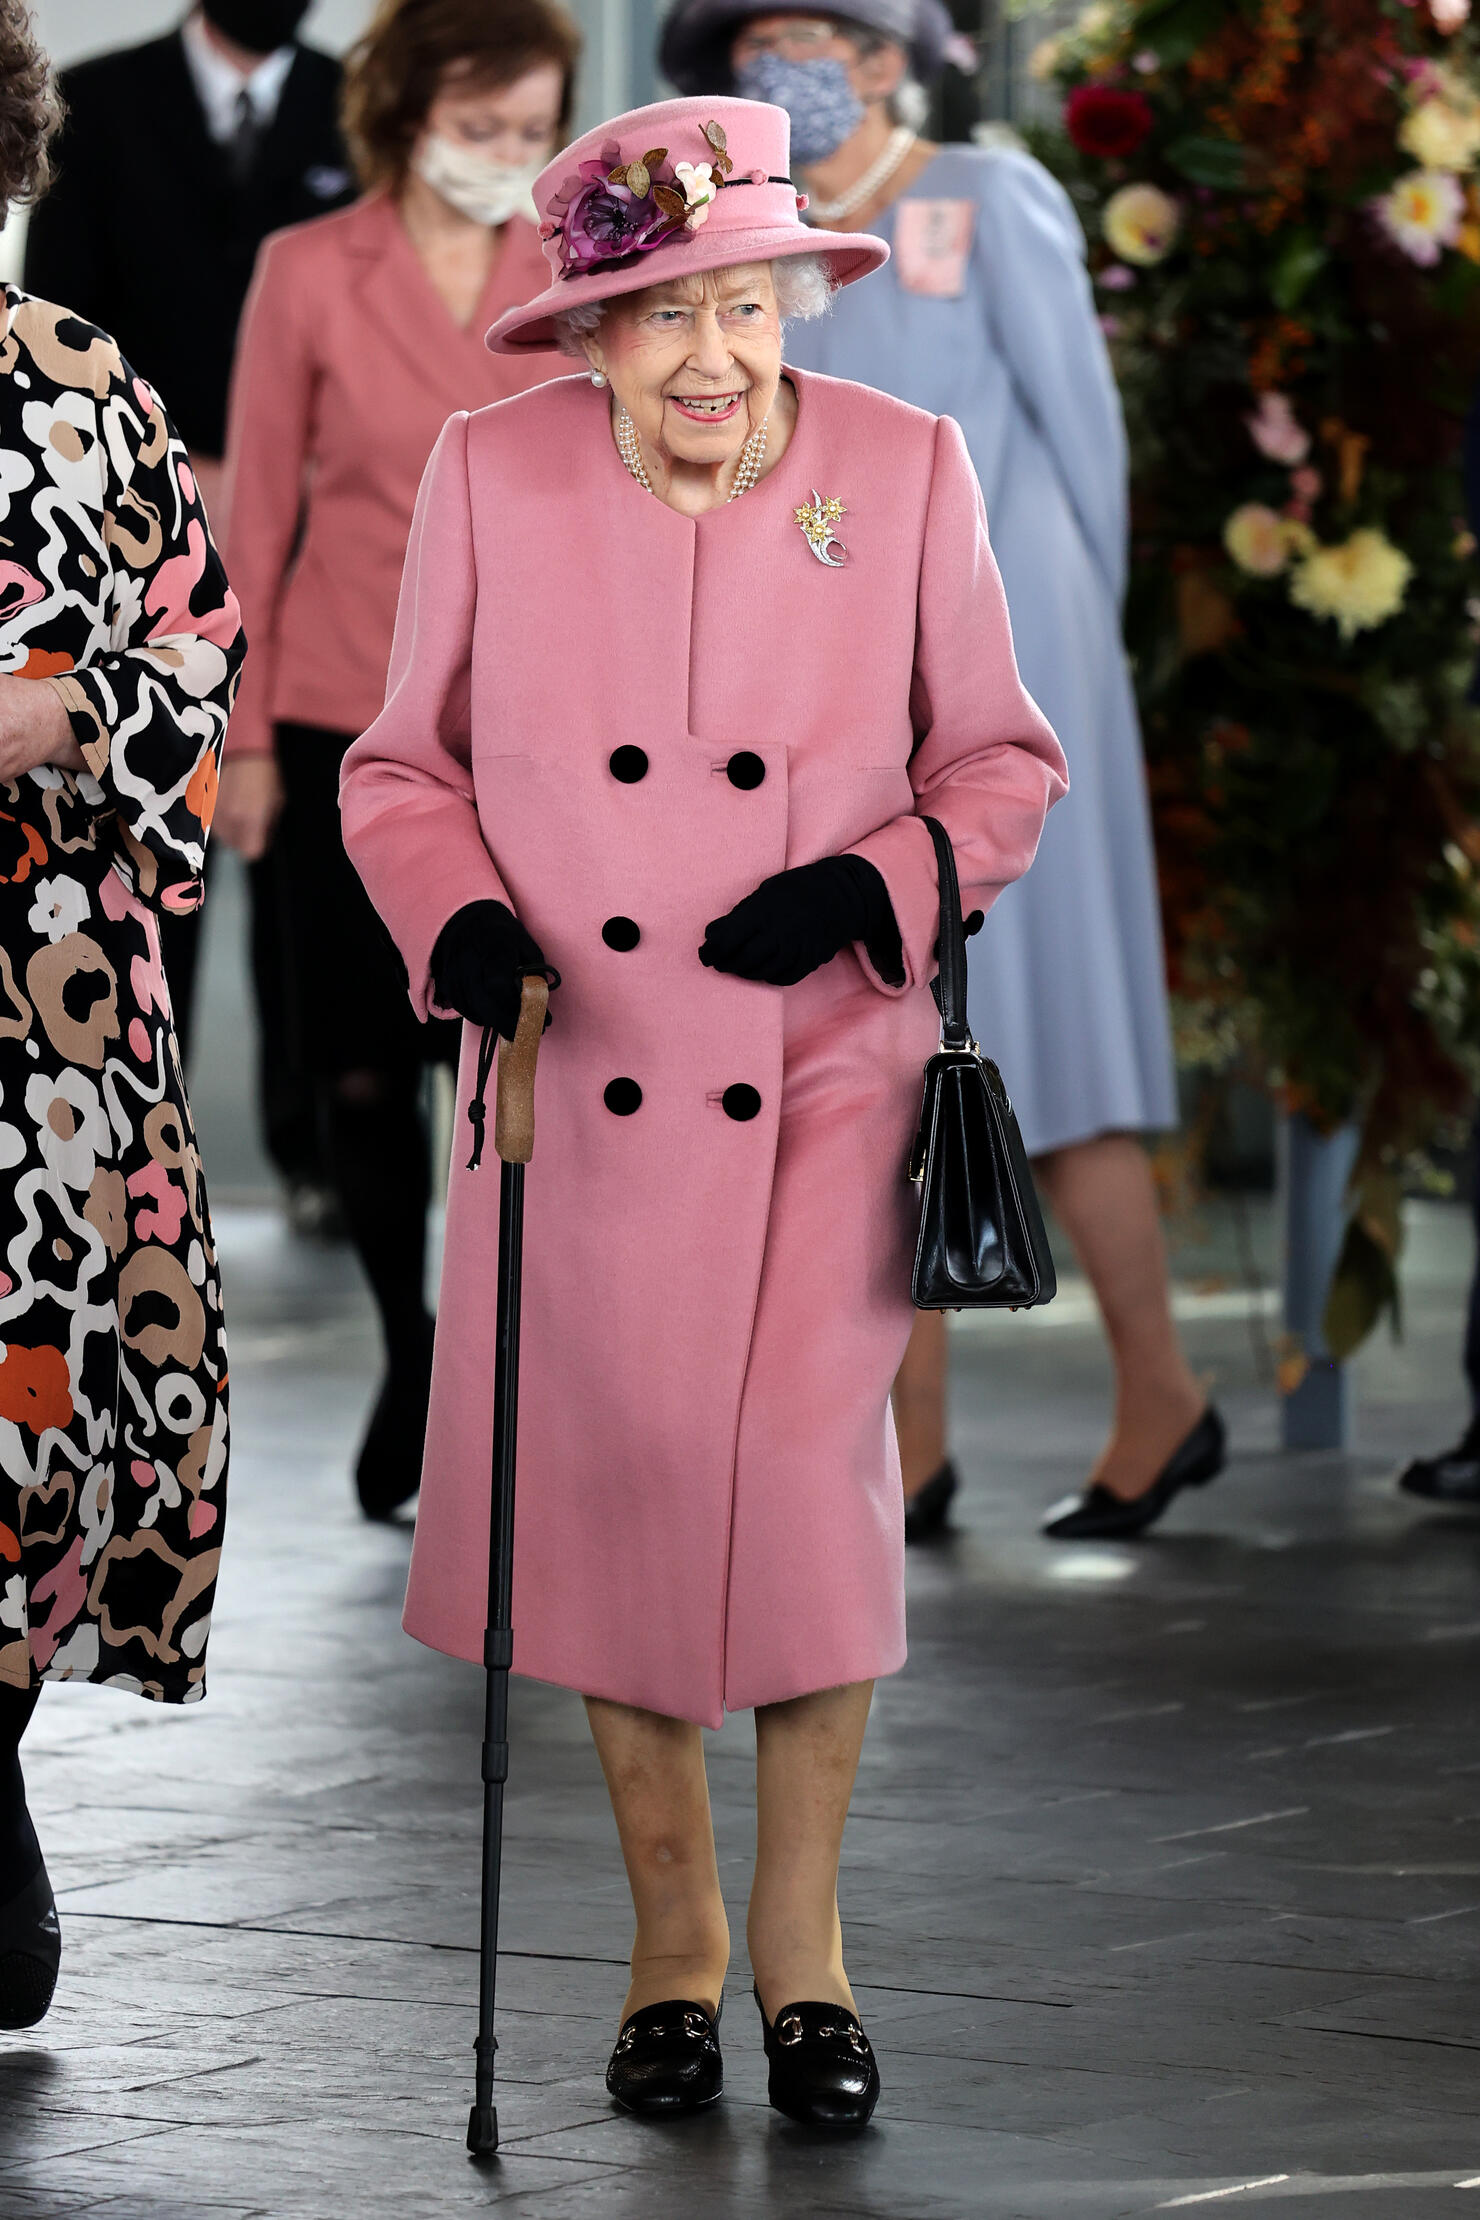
[
  {"xmin": 661, "ymin": 0, "xmax": 1224, "ymax": 1545},
  {"xmin": 217, "ymin": 0, "xmax": 581, "ymax": 1520},
  {"xmin": 24, "ymin": 0, "xmax": 356, "ymax": 1227}
]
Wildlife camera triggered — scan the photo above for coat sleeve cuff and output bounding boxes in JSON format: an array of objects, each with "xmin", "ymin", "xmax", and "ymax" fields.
[{"xmin": 845, "ymin": 817, "xmax": 939, "ymax": 996}]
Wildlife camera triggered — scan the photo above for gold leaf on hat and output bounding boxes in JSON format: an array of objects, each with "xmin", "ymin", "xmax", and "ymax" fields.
[
  {"xmin": 642, "ymin": 147, "xmax": 668, "ymax": 168},
  {"xmin": 704, "ymin": 120, "xmax": 728, "ymax": 150},
  {"xmin": 653, "ymin": 184, "xmax": 687, "ymax": 220},
  {"xmin": 607, "ymin": 162, "xmax": 628, "ymax": 183},
  {"xmin": 627, "ymin": 161, "xmax": 651, "ymax": 197}
]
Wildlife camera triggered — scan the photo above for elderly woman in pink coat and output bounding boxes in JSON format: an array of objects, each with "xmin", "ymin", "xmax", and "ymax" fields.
[{"xmin": 341, "ymin": 93, "xmax": 1065, "ymax": 2131}]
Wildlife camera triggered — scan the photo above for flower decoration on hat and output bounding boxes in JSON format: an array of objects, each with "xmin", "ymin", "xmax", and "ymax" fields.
[{"xmin": 547, "ymin": 120, "xmax": 737, "ymax": 278}]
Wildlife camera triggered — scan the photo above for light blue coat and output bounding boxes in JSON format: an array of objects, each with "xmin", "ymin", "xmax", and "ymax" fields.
[{"xmin": 785, "ymin": 143, "xmax": 1177, "ymax": 1153}]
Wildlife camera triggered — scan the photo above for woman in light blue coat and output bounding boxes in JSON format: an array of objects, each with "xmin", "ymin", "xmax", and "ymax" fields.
[{"xmin": 661, "ymin": 0, "xmax": 1227, "ymax": 1539}]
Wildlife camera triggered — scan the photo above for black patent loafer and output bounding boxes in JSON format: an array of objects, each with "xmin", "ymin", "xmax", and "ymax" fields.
[
  {"xmin": 755, "ymin": 1987, "xmax": 880, "ymax": 2128},
  {"xmin": 606, "ymin": 1999, "xmax": 723, "ymax": 2115},
  {"xmin": 0, "ymin": 1861, "xmax": 60, "ymax": 2030},
  {"xmin": 904, "ymin": 1460, "xmax": 958, "ymax": 1544},
  {"xmin": 1042, "ymin": 1407, "xmax": 1226, "ymax": 1541},
  {"xmin": 1399, "ymin": 1419, "xmax": 1480, "ymax": 1502}
]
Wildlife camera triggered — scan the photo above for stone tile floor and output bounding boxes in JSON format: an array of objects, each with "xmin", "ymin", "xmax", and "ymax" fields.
[{"xmin": 1, "ymin": 1196, "xmax": 1479, "ymax": 2218}]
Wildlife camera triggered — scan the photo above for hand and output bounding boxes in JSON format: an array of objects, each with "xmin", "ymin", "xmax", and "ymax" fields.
[
  {"xmin": 214, "ymin": 753, "xmax": 284, "ymax": 862},
  {"xmin": 700, "ymin": 856, "xmax": 891, "ymax": 987},
  {"xmin": 0, "ymin": 674, "xmax": 84, "ymax": 782},
  {"xmin": 430, "ymin": 899, "xmax": 557, "ymax": 1039}
]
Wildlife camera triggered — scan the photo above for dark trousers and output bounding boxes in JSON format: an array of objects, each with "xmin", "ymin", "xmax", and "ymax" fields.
[
  {"xmin": 159, "ymin": 833, "xmax": 323, "ymax": 1187},
  {"xmin": 1467, "ymin": 1109, "xmax": 1480, "ymax": 1414}
]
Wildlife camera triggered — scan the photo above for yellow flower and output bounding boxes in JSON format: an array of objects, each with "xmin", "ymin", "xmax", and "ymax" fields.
[
  {"xmin": 1288, "ymin": 528, "xmax": 1413, "ymax": 641},
  {"xmin": 1224, "ymin": 503, "xmax": 1293, "ymax": 578},
  {"xmin": 1028, "ymin": 33, "xmax": 1063, "ymax": 79},
  {"xmin": 1103, "ymin": 182, "xmax": 1180, "ymax": 266},
  {"xmin": 1400, "ymin": 94, "xmax": 1480, "ymax": 172}
]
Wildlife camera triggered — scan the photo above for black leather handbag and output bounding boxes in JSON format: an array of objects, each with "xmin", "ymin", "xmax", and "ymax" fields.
[{"xmin": 909, "ymin": 817, "xmax": 1057, "ymax": 1311}]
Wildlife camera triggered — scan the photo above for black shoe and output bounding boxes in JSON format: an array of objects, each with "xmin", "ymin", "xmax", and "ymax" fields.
[
  {"xmin": 606, "ymin": 1999, "xmax": 723, "ymax": 2115},
  {"xmin": 1042, "ymin": 1407, "xmax": 1227, "ymax": 1541},
  {"xmin": 355, "ymin": 1332, "xmax": 435, "ymax": 1521},
  {"xmin": 754, "ymin": 1987, "xmax": 880, "ymax": 2128},
  {"xmin": 904, "ymin": 1460, "xmax": 958, "ymax": 1544},
  {"xmin": 0, "ymin": 1860, "xmax": 60, "ymax": 2030},
  {"xmin": 1399, "ymin": 1418, "xmax": 1480, "ymax": 1502}
]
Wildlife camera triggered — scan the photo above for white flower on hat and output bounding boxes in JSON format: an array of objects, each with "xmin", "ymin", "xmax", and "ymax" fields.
[{"xmin": 674, "ymin": 159, "xmax": 716, "ymax": 230}]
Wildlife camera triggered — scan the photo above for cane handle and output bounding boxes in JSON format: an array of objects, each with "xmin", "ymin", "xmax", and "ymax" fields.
[{"xmin": 495, "ymin": 975, "xmax": 548, "ymax": 1165}]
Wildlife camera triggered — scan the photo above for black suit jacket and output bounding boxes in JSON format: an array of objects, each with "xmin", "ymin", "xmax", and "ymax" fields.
[{"xmin": 24, "ymin": 31, "xmax": 355, "ymax": 456}]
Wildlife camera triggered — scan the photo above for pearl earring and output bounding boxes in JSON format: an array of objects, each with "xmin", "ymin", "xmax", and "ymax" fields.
[{"xmin": 590, "ymin": 369, "xmax": 608, "ymax": 388}]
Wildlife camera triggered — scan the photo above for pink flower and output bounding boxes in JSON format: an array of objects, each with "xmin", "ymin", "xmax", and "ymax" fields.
[
  {"xmin": 1096, "ymin": 262, "xmax": 1137, "ymax": 290},
  {"xmin": 1246, "ymin": 390, "xmax": 1311, "ymax": 466}
]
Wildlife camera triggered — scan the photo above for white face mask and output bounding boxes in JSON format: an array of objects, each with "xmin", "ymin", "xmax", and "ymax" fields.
[{"xmin": 412, "ymin": 133, "xmax": 546, "ymax": 227}]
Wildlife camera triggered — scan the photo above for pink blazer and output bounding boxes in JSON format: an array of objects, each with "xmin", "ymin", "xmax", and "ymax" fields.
[{"xmin": 222, "ymin": 191, "xmax": 557, "ymax": 758}]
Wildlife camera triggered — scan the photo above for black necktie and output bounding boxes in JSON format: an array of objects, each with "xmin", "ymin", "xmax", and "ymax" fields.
[{"xmin": 227, "ymin": 85, "xmax": 265, "ymax": 185}]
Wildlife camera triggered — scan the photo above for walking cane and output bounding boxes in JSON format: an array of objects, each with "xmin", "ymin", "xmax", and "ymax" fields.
[{"xmin": 467, "ymin": 972, "xmax": 549, "ymax": 2160}]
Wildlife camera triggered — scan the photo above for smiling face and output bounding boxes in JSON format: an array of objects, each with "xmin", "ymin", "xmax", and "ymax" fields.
[{"xmin": 581, "ymin": 263, "xmax": 785, "ymax": 473}]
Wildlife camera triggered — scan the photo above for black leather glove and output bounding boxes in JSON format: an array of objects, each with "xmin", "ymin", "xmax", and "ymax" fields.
[
  {"xmin": 430, "ymin": 899, "xmax": 557, "ymax": 1039},
  {"xmin": 699, "ymin": 855, "xmax": 903, "ymax": 988}
]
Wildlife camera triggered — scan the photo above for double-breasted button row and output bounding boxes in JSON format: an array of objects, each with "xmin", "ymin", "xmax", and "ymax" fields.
[
  {"xmin": 603, "ymin": 1080, "xmax": 762, "ymax": 1121},
  {"xmin": 607, "ymin": 745, "xmax": 766, "ymax": 790}
]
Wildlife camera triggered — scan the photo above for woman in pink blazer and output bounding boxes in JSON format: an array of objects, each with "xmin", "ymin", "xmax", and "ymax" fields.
[
  {"xmin": 343, "ymin": 95, "xmax": 1067, "ymax": 2129},
  {"xmin": 217, "ymin": 0, "xmax": 580, "ymax": 1519}
]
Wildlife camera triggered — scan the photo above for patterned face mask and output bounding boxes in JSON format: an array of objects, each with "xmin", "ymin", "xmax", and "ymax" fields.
[{"xmin": 734, "ymin": 54, "xmax": 865, "ymax": 164}]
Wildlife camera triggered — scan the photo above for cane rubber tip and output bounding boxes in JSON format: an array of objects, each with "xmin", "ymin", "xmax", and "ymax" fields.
[{"xmin": 467, "ymin": 2101, "xmax": 500, "ymax": 2156}]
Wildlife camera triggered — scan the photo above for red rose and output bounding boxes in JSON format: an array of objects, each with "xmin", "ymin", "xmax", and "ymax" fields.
[{"xmin": 1065, "ymin": 84, "xmax": 1154, "ymax": 160}]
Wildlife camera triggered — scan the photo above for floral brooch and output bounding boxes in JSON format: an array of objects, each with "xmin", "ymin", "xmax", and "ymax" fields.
[
  {"xmin": 543, "ymin": 121, "xmax": 735, "ymax": 279},
  {"xmin": 796, "ymin": 491, "xmax": 848, "ymax": 568}
]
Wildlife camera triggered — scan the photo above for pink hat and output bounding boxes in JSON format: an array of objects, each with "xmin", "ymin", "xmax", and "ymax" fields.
[{"xmin": 486, "ymin": 95, "xmax": 887, "ymax": 353}]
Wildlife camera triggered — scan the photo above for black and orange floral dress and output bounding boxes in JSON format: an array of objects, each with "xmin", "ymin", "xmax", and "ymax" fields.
[{"xmin": 0, "ymin": 288, "xmax": 243, "ymax": 1704}]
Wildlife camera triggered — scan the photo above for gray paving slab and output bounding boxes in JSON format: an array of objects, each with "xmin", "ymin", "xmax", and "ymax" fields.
[{"xmin": 2, "ymin": 1197, "xmax": 1480, "ymax": 2215}]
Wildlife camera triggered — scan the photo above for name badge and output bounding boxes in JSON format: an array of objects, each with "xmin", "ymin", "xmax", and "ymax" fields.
[{"xmin": 893, "ymin": 199, "xmax": 975, "ymax": 299}]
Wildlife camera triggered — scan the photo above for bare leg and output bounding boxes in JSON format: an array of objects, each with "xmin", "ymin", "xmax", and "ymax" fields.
[
  {"xmin": 584, "ymin": 1697, "xmax": 730, "ymax": 2022},
  {"xmin": 892, "ymin": 1311, "xmax": 948, "ymax": 1502},
  {"xmin": 748, "ymin": 1680, "xmax": 873, "ymax": 2021},
  {"xmin": 1035, "ymin": 1133, "xmax": 1205, "ymax": 1500}
]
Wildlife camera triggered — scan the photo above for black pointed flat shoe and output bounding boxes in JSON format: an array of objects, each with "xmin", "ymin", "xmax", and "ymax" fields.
[
  {"xmin": 1042, "ymin": 1407, "xmax": 1227, "ymax": 1541},
  {"xmin": 904, "ymin": 1459, "xmax": 958, "ymax": 1544},
  {"xmin": 1399, "ymin": 1418, "xmax": 1480, "ymax": 1502},
  {"xmin": 606, "ymin": 1999, "xmax": 723, "ymax": 2115},
  {"xmin": 754, "ymin": 1986, "xmax": 880, "ymax": 2128},
  {"xmin": 0, "ymin": 1860, "xmax": 60, "ymax": 2030}
]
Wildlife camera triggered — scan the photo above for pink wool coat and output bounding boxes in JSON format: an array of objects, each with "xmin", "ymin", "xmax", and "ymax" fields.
[{"xmin": 341, "ymin": 368, "xmax": 1067, "ymax": 1727}]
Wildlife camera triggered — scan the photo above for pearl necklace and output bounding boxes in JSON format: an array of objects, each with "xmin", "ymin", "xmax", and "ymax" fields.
[
  {"xmin": 615, "ymin": 406, "xmax": 769, "ymax": 504},
  {"xmin": 805, "ymin": 125, "xmax": 917, "ymax": 223}
]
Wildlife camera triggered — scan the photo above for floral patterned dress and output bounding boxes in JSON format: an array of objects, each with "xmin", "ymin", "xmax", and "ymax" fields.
[{"xmin": 0, "ymin": 288, "xmax": 243, "ymax": 1704}]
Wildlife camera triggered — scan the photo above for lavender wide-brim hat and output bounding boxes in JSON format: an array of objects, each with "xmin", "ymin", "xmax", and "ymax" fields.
[
  {"xmin": 485, "ymin": 95, "xmax": 886, "ymax": 354},
  {"xmin": 659, "ymin": 0, "xmax": 959, "ymax": 100}
]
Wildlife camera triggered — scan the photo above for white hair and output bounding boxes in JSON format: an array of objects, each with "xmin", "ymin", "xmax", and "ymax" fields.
[{"xmin": 551, "ymin": 251, "xmax": 837, "ymax": 358}]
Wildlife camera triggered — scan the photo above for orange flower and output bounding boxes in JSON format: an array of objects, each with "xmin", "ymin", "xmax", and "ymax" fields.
[
  {"xmin": 185, "ymin": 750, "xmax": 219, "ymax": 830},
  {"xmin": 0, "ymin": 1343, "xmax": 73, "ymax": 1435}
]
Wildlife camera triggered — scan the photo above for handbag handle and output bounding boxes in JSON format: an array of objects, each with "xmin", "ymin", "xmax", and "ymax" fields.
[{"xmin": 921, "ymin": 816, "xmax": 970, "ymax": 1051}]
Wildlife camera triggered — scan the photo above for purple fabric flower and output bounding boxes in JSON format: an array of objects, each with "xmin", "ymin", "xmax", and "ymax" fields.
[{"xmin": 558, "ymin": 156, "xmax": 683, "ymax": 277}]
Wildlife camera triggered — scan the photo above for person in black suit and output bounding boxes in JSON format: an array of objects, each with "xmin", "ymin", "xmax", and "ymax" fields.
[
  {"xmin": 25, "ymin": 2, "xmax": 355, "ymax": 1219},
  {"xmin": 1399, "ymin": 382, "xmax": 1480, "ymax": 1503}
]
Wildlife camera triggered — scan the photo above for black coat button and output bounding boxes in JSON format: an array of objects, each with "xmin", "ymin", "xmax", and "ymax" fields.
[
  {"xmin": 726, "ymin": 752, "xmax": 765, "ymax": 790},
  {"xmin": 610, "ymin": 746, "xmax": 649, "ymax": 783},
  {"xmin": 721, "ymin": 1084, "xmax": 761, "ymax": 1121},
  {"xmin": 604, "ymin": 1078, "xmax": 642, "ymax": 1115},
  {"xmin": 602, "ymin": 916, "xmax": 641, "ymax": 951}
]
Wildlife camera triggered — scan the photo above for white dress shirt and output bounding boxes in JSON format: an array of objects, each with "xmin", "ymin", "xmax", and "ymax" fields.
[{"xmin": 181, "ymin": 9, "xmax": 296, "ymax": 145}]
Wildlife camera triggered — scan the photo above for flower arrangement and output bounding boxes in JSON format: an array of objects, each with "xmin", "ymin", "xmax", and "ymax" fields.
[
  {"xmin": 1029, "ymin": 0, "xmax": 1480, "ymax": 1353},
  {"xmin": 544, "ymin": 119, "xmax": 732, "ymax": 277}
]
